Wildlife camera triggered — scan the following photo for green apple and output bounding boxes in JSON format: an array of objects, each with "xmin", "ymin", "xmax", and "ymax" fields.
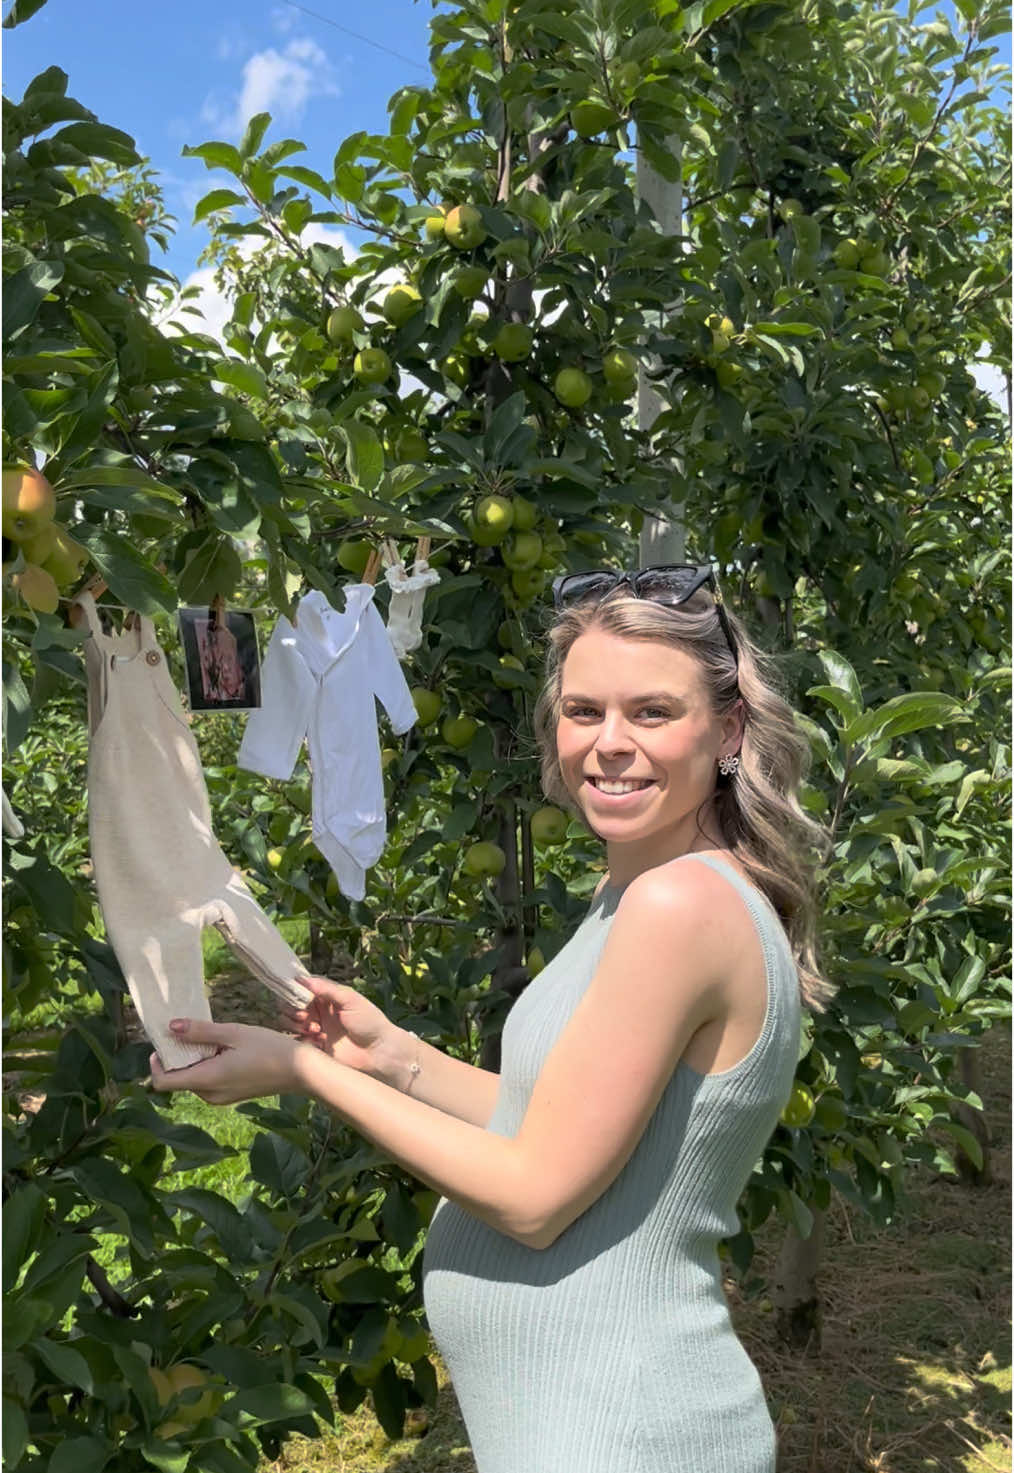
[
  {"xmin": 265, "ymin": 848, "xmax": 285, "ymax": 871},
  {"xmin": 383, "ymin": 283, "xmax": 423, "ymax": 327},
  {"xmin": 860, "ymin": 247, "xmax": 890, "ymax": 278},
  {"xmin": 441, "ymin": 352, "xmax": 471, "ymax": 387},
  {"xmin": 337, "ymin": 539, "xmax": 372, "ymax": 575},
  {"xmin": 156, "ymin": 1365, "xmax": 221, "ymax": 1426},
  {"xmin": 530, "ymin": 805, "xmax": 569, "ymax": 846},
  {"xmin": 11, "ymin": 564, "xmax": 59, "ymax": 613},
  {"xmin": 891, "ymin": 327, "xmax": 911, "ymax": 350},
  {"xmin": 353, "ymin": 348, "xmax": 392, "ymax": 384},
  {"xmin": 410, "ymin": 687, "xmax": 442, "ymax": 726},
  {"xmin": 501, "ymin": 531, "xmax": 543, "ymax": 571},
  {"xmin": 493, "ymin": 653, "xmax": 525, "ymax": 688},
  {"xmin": 779, "ymin": 1082, "xmax": 815, "ymax": 1129},
  {"xmin": 715, "ymin": 359, "xmax": 743, "ymax": 388},
  {"xmin": 571, "ymin": 100, "xmax": 618, "ymax": 136},
  {"xmin": 423, "ymin": 211, "xmax": 446, "ymax": 241},
  {"xmin": 3, "ymin": 466, "xmax": 56, "ymax": 544},
  {"xmin": 553, "ymin": 367, "xmax": 593, "ymax": 408},
  {"xmin": 327, "ymin": 305, "xmax": 365, "ymax": 344},
  {"xmin": 778, "ymin": 197, "xmax": 804, "ymax": 220},
  {"xmin": 602, "ymin": 347, "xmax": 637, "ymax": 386},
  {"xmin": 461, "ymin": 841, "xmax": 507, "ymax": 879},
  {"xmin": 508, "ymin": 494, "xmax": 537, "ymax": 531},
  {"xmin": 19, "ymin": 523, "xmax": 58, "ymax": 564},
  {"xmin": 474, "ymin": 493, "xmax": 515, "ymax": 538},
  {"xmin": 444, "ymin": 204, "xmax": 485, "ymax": 249},
  {"xmin": 490, "ymin": 323, "xmax": 533, "ymax": 362},
  {"xmin": 396, "ymin": 428, "xmax": 428, "ymax": 462},
  {"xmin": 832, "ymin": 238, "xmax": 861, "ymax": 269},
  {"xmin": 511, "ymin": 567, "xmax": 547, "ymax": 600},
  {"xmin": 40, "ymin": 528, "xmax": 88, "ymax": 588},
  {"xmin": 526, "ymin": 946, "xmax": 546, "ymax": 976},
  {"xmin": 917, "ymin": 369, "xmax": 946, "ymax": 398},
  {"xmin": 380, "ymin": 747, "xmax": 399, "ymax": 772},
  {"xmin": 452, "ymin": 266, "xmax": 490, "ymax": 299},
  {"xmin": 497, "ymin": 618, "xmax": 522, "ymax": 651},
  {"xmin": 441, "ymin": 713, "xmax": 479, "ymax": 748}
]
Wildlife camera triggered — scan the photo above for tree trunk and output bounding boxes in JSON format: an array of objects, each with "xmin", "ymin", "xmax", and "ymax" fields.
[
  {"xmin": 953, "ymin": 1043, "xmax": 992, "ymax": 1186},
  {"xmin": 772, "ymin": 1207, "xmax": 826, "ymax": 1352},
  {"xmin": 636, "ymin": 137, "xmax": 685, "ymax": 569}
]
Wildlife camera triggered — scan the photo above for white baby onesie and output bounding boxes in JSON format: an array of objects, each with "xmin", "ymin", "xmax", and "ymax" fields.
[
  {"xmin": 381, "ymin": 546, "xmax": 441, "ymax": 660},
  {"xmin": 238, "ymin": 587, "xmax": 417, "ymax": 900}
]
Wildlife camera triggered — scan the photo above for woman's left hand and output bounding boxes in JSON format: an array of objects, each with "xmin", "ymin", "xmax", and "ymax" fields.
[{"xmin": 149, "ymin": 1019, "xmax": 309, "ymax": 1105}]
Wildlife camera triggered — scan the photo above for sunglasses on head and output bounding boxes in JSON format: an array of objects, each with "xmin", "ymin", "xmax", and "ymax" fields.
[{"xmin": 551, "ymin": 563, "xmax": 738, "ymax": 665}]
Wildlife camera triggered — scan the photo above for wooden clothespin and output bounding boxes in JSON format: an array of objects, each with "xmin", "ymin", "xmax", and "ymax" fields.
[
  {"xmin": 68, "ymin": 572, "xmax": 108, "ymax": 627},
  {"xmin": 414, "ymin": 536, "xmax": 431, "ymax": 566},
  {"xmin": 362, "ymin": 547, "xmax": 383, "ymax": 586}
]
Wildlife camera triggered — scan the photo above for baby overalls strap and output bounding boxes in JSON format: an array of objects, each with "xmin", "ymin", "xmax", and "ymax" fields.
[{"xmin": 71, "ymin": 589, "xmax": 108, "ymax": 640}]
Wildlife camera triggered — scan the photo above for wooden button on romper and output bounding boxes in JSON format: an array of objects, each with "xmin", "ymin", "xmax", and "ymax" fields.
[{"xmin": 78, "ymin": 593, "xmax": 312, "ymax": 1071}]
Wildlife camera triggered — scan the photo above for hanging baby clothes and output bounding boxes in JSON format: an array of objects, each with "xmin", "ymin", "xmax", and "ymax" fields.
[
  {"xmin": 237, "ymin": 586, "xmax": 417, "ymax": 901},
  {"xmin": 76, "ymin": 592, "xmax": 313, "ymax": 1072},
  {"xmin": 380, "ymin": 538, "xmax": 441, "ymax": 660}
]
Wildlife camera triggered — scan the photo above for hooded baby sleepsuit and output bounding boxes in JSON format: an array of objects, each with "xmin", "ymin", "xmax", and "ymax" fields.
[
  {"xmin": 78, "ymin": 592, "xmax": 313, "ymax": 1072},
  {"xmin": 237, "ymin": 587, "xmax": 417, "ymax": 901}
]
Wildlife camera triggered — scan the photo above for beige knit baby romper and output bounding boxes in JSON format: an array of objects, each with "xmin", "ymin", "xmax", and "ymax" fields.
[{"xmin": 78, "ymin": 592, "xmax": 313, "ymax": 1071}]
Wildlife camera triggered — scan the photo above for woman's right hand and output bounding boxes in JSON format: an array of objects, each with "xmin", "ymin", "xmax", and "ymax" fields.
[{"xmin": 281, "ymin": 977, "xmax": 400, "ymax": 1080}]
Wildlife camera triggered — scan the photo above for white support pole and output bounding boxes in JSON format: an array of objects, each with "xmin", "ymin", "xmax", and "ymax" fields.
[{"xmin": 635, "ymin": 139, "xmax": 684, "ymax": 568}]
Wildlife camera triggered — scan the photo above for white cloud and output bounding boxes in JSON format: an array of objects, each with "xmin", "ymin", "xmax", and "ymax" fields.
[
  {"xmin": 971, "ymin": 357, "xmax": 1010, "ymax": 417},
  {"xmin": 200, "ymin": 37, "xmax": 339, "ymax": 139},
  {"xmin": 156, "ymin": 224, "xmax": 357, "ymax": 346}
]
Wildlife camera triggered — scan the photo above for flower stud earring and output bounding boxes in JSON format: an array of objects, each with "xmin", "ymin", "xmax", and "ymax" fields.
[{"xmin": 718, "ymin": 753, "xmax": 740, "ymax": 777}]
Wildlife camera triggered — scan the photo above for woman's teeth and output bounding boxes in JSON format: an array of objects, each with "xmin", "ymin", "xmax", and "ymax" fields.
[{"xmin": 589, "ymin": 778, "xmax": 654, "ymax": 794}]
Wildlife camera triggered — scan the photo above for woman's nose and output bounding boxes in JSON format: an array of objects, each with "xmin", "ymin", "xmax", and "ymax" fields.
[{"xmin": 594, "ymin": 713, "xmax": 635, "ymax": 751}]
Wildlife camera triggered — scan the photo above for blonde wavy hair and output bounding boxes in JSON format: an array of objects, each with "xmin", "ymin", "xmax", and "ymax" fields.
[{"xmin": 531, "ymin": 587, "xmax": 834, "ymax": 1012}]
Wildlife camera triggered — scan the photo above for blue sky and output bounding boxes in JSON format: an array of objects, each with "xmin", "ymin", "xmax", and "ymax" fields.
[{"xmin": 3, "ymin": 0, "xmax": 435, "ymax": 282}]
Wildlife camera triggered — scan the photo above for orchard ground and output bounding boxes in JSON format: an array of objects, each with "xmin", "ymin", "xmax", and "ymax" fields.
[{"xmin": 124, "ymin": 955, "xmax": 1009, "ymax": 1473}]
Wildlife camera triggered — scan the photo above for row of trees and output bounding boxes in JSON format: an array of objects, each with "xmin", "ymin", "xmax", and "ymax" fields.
[{"xmin": 3, "ymin": 0, "xmax": 1010, "ymax": 1464}]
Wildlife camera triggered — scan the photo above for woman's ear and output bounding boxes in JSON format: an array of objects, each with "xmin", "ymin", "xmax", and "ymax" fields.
[{"xmin": 721, "ymin": 698, "xmax": 745, "ymax": 754}]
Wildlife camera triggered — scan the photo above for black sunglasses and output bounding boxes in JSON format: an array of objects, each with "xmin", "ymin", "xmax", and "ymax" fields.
[{"xmin": 551, "ymin": 563, "xmax": 738, "ymax": 665}]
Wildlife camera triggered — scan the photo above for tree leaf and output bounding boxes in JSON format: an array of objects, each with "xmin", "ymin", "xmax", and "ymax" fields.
[
  {"xmin": 221, "ymin": 1382, "xmax": 314, "ymax": 1425},
  {"xmin": 239, "ymin": 111, "xmax": 271, "ymax": 160},
  {"xmin": 69, "ymin": 527, "xmax": 177, "ymax": 614},
  {"xmin": 2, "ymin": 259, "xmax": 65, "ymax": 340},
  {"xmin": 1, "ymin": 1398, "xmax": 28, "ymax": 1469},
  {"xmin": 31, "ymin": 1335, "xmax": 94, "ymax": 1393},
  {"xmin": 817, "ymin": 650, "xmax": 863, "ymax": 710},
  {"xmin": 2, "ymin": 1183, "xmax": 47, "ymax": 1294},
  {"xmin": 182, "ymin": 139, "xmax": 243, "ymax": 174},
  {"xmin": 49, "ymin": 121, "xmax": 139, "ymax": 166},
  {"xmin": 193, "ymin": 188, "xmax": 246, "ymax": 223},
  {"xmin": 2, "ymin": 0, "xmax": 49, "ymax": 29},
  {"xmin": 845, "ymin": 692, "xmax": 967, "ymax": 746}
]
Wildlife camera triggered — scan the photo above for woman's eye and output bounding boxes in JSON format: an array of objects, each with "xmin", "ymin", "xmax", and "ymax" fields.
[{"xmin": 565, "ymin": 706, "xmax": 669, "ymax": 719}]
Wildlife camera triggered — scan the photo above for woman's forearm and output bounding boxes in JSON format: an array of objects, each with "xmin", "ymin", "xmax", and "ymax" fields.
[
  {"xmin": 375, "ymin": 1027, "xmax": 501, "ymax": 1128},
  {"xmin": 295, "ymin": 1045, "xmax": 536, "ymax": 1245}
]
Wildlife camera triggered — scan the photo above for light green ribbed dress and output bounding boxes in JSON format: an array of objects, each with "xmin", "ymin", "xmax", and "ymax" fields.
[{"xmin": 422, "ymin": 854, "xmax": 801, "ymax": 1472}]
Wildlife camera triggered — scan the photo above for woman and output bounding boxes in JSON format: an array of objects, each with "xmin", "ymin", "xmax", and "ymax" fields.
[{"xmin": 153, "ymin": 564, "xmax": 831, "ymax": 1471}]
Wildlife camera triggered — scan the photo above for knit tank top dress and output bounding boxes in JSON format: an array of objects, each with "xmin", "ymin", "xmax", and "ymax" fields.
[{"xmin": 422, "ymin": 853, "xmax": 801, "ymax": 1473}]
